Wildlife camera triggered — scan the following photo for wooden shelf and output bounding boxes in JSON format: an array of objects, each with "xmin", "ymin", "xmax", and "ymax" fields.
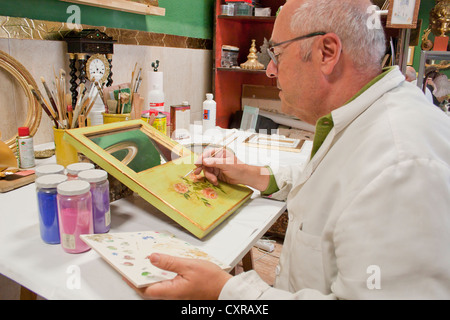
[
  {"xmin": 216, "ymin": 67, "xmax": 267, "ymax": 74},
  {"xmin": 218, "ymin": 15, "xmax": 276, "ymax": 22},
  {"xmin": 59, "ymin": 0, "xmax": 165, "ymax": 16},
  {"xmin": 213, "ymin": 0, "xmax": 284, "ymax": 128}
]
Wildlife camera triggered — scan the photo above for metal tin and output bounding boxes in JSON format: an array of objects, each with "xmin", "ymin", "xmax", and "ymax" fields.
[
  {"xmin": 142, "ymin": 112, "xmax": 167, "ymax": 135},
  {"xmin": 170, "ymin": 103, "xmax": 191, "ymax": 139}
]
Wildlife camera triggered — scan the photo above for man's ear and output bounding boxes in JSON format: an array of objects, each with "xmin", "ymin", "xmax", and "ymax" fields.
[{"xmin": 315, "ymin": 33, "xmax": 342, "ymax": 75}]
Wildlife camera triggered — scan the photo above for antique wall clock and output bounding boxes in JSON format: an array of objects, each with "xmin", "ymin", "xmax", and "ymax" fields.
[
  {"xmin": 64, "ymin": 29, "xmax": 116, "ymax": 107},
  {"xmin": 86, "ymin": 53, "xmax": 110, "ymax": 84}
]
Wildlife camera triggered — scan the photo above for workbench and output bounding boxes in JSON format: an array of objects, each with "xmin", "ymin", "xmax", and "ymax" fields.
[{"xmin": 0, "ymin": 126, "xmax": 312, "ymax": 299}]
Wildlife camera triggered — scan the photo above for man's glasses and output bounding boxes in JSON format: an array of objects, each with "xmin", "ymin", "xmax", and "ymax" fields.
[{"xmin": 267, "ymin": 32, "xmax": 327, "ymax": 66}]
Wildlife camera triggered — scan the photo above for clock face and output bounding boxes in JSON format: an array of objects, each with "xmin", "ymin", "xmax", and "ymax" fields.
[
  {"xmin": 86, "ymin": 54, "xmax": 110, "ymax": 84},
  {"xmin": 89, "ymin": 59, "xmax": 105, "ymax": 80}
]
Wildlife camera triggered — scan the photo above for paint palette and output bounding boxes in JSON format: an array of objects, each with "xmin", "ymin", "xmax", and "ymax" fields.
[{"xmin": 80, "ymin": 231, "xmax": 230, "ymax": 288}]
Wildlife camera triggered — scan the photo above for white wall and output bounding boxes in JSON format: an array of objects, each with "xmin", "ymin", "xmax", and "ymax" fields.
[{"xmin": 0, "ymin": 38, "xmax": 212, "ymax": 146}]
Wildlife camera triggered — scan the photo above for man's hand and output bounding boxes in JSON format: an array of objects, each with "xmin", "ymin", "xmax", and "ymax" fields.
[
  {"xmin": 125, "ymin": 253, "xmax": 233, "ymax": 300},
  {"xmin": 194, "ymin": 147, "xmax": 270, "ymax": 191}
]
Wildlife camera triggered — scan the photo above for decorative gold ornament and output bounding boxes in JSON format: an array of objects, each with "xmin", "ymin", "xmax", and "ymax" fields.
[
  {"xmin": 421, "ymin": 0, "xmax": 449, "ymax": 51},
  {"xmin": 430, "ymin": 0, "xmax": 449, "ymax": 37},
  {"xmin": 240, "ymin": 39, "xmax": 265, "ymax": 70}
]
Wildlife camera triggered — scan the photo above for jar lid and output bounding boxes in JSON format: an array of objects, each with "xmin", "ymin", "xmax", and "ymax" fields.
[
  {"xmin": 35, "ymin": 164, "xmax": 65, "ymax": 177},
  {"xmin": 78, "ymin": 169, "xmax": 108, "ymax": 183},
  {"xmin": 36, "ymin": 174, "xmax": 68, "ymax": 188},
  {"xmin": 66, "ymin": 162, "xmax": 95, "ymax": 175},
  {"xmin": 222, "ymin": 45, "xmax": 239, "ymax": 51},
  {"xmin": 57, "ymin": 180, "xmax": 91, "ymax": 196}
]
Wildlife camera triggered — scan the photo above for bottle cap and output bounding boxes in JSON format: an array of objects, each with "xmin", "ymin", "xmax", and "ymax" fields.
[
  {"xmin": 206, "ymin": 93, "xmax": 213, "ymax": 100},
  {"xmin": 66, "ymin": 162, "xmax": 95, "ymax": 175},
  {"xmin": 36, "ymin": 174, "xmax": 68, "ymax": 189},
  {"xmin": 78, "ymin": 169, "xmax": 108, "ymax": 183},
  {"xmin": 18, "ymin": 127, "xmax": 30, "ymax": 136},
  {"xmin": 57, "ymin": 180, "xmax": 91, "ymax": 196},
  {"xmin": 35, "ymin": 164, "xmax": 65, "ymax": 177}
]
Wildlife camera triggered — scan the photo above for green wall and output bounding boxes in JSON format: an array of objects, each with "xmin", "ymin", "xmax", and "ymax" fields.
[{"xmin": 0, "ymin": 0, "xmax": 215, "ymax": 39}]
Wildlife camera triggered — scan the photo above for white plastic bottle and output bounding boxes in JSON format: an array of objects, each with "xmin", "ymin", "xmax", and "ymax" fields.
[
  {"xmin": 148, "ymin": 84, "xmax": 165, "ymax": 113},
  {"xmin": 88, "ymin": 93, "xmax": 105, "ymax": 126},
  {"xmin": 202, "ymin": 93, "xmax": 216, "ymax": 133}
]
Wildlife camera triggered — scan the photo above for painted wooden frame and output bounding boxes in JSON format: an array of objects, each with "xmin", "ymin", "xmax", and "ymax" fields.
[
  {"xmin": 386, "ymin": 0, "xmax": 421, "ymax": 29},
  {"xmin": 0, "ymin": 50, "xmax": 42, "ymax": 152},
  {"xmin": 407, "ymin": 46, "xmax": 415, "ymax": 66},
  {"xmin": 64, "ymin": 120, "xmax": 253, "ymax": 238},
  {"xmin": 243, "ymin": 133, "xmax": 305, "ymax": 153}
]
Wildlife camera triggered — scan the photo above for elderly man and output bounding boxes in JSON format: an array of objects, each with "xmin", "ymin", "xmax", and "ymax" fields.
[{"xmin": 128, "ymin": 0, "xmax": 450, "ymax": 299}]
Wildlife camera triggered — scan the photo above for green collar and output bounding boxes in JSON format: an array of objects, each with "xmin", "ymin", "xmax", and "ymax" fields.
[{"xmin": 310, "ymin": 67, "xmax": 394, "ymax": 159}]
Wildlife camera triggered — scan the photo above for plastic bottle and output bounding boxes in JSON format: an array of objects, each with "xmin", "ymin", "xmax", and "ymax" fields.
[
  {"xmin": 57, "ymin": 180, "xmax": 93, "ymax": 254},
  {"xmin": 36, "ymin": 174, "xmax": 68, "ymax": 244},
  {"xmin": 78, "ymin": 169, "xmax": 111, "ymax": 234},
  {"xmin": 17, "ymin": 127, "xmax": 35, "ymax": 168},
  {"xmin": 88, "ymin": 92, "xmax": 105, "ymax": 126},
  {"xmin": 148, "ymin": 84, "xmax": 165, "ymax": 113},
  {"xmin": 202, "ymin": 93, "xmax": 216, "ymax": 133}
]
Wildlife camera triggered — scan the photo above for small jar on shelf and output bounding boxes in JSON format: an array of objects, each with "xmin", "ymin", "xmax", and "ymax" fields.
[{"xmin": 225, "ymin": 0, "xmax": 253, "ymax": 16}]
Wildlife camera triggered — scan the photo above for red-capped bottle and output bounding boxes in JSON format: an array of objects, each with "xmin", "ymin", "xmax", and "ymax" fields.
[{"xmin": 17, "ymin": 126, "xmax": 35, "ymax": 168}]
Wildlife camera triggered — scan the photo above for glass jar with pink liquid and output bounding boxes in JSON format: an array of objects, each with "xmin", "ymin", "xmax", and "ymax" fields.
[{"xmin": 57, "ymin": 180, "xmax": 93, "ymax": 253}]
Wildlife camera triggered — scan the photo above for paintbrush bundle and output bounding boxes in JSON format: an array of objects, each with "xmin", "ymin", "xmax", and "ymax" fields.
[
  {"xmin": 101, "ymin": 63, "xmax": 143, "ymax": 116},
  {"xmin": 32, "ymin": 71, "xmax": 103, "ymax": 129}
]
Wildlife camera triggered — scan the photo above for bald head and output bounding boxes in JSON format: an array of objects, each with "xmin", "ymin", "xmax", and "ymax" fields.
[{"xmin": 405, "ymin": 66, "xmax": 417, "ymax": 82}]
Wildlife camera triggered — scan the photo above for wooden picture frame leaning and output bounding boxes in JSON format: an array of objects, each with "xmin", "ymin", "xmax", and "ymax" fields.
[
  {"xmin": 386, "ymin": 0, "xmax": 421, "ymax": 29},
  {"xmin": 64, "ymin": 120, "xmax": 253, "ymax": 238},
  {"xmin": 0, "ymin": 50, "xmax": 42, "ymax": 152}
]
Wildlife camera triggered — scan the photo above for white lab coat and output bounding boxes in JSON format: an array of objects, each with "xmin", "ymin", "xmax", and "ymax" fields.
[{"xmin": 219, "ymin": 67, "xmax": 450, "ymax": 300}]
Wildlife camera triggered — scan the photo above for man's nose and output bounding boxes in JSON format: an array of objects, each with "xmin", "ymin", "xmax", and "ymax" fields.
[{"xmin": 266, "ymin": 60, "xmax": 277, "ymax": 78}]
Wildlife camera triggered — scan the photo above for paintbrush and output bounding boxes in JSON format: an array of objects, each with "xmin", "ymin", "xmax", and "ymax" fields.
[
  {"xmin": 183, "ymin": 136, "xmax": 238, "ymax": 178},
  {"xmin": 71, "ymin": 83, "xmax": 85, "ymax": 128},
  {"xmin": 40, "ymin": 76, "xmax": 59, "ymax": 119},
  {"xmin": 130, "ymin": 63, "xmax": 137, "ymax": 97},
  {"xmin": 117, "ymin": 86, "xmax": 122, "ymax": 114},
  {"xmin": 130, "ymin": 65, "xmax": 140, "ymax": 106},
  {"xmin": 67, "ymin": 104, "xmax": 73, "ymax": 129},
  {"xmin": 94, "ymin": 81, "xmax": 107, "ymax": 111},
  {"xmin": 29, "ymin": 85, "xmax": 60, "ymax": 128},
  {"xmin": 60, "ymin": 69, "xmax": 68, "ymax": 126},
  {"xmin": 79, "ymin": 97, "xmax": 91, "ymax": 118},
  {"xmin": 84, "ymin": 89, "xmax": 100, "ymax": 117}
]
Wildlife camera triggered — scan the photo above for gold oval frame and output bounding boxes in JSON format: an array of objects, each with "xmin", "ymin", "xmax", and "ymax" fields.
[{"xmin": 0, "ymin": 50, "xmax": 42, "ymax": 152}]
